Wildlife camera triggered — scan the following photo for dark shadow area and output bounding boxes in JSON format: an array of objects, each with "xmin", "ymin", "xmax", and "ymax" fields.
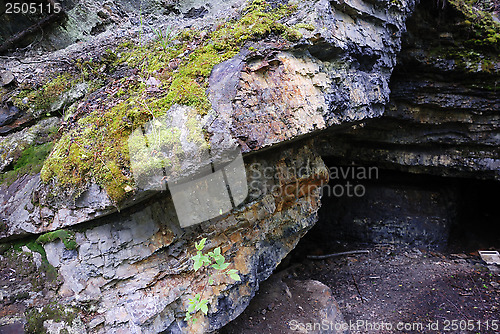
[
  {"xmin": 285, "ymin": 157, "xmax": 499, "ymax": 265},
  {"xmin": 449, "ymin": 178, "xmax": 500, "ymax": 253}
]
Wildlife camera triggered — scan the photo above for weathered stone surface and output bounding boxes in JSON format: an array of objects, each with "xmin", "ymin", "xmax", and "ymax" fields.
[
  {"xmin": 0, "ymin": 173, "xmax": 117, "ymax": 239},
  {"xmin": 220, "ymin": 272, "xmax": 348, "ymax": 334},
  {"xmin": 0, "ymin": 322, "xmax": 25, "ymax": 334},
  {"xmin": 7, "ymin": 0, "xmax": 498, "ymax": 334},
  {"xmin": 1, "ymin": 143, "xmax": 328, "ymax": 333},
  {"xmin": 0, "ymin": 0, "xmax": 417, "ymax": 241},
  {"xmin": 316, "ymin": 0, "xmax": 500, "ymax": 180},
  {"xmin": 0, "ymin": 70, "xmax": 14, "ymax": 86},
  {"xmin": 209, "ymin": 0, "xmax": 417, "ymax": 152},
  {"xmin": 0, "ymin": 106, "xmax": 20, "ymax": 127}
]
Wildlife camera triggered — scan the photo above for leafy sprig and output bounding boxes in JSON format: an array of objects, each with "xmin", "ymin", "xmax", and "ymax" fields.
[{"xmin": 185, "ymin": 238, "xmax": 241, "ymax": 323}]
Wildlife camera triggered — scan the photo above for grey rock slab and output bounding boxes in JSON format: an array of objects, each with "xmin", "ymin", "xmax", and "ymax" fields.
[{"xmin": 220, "ymin": 273, "xmax": 349, "ymax": 334}]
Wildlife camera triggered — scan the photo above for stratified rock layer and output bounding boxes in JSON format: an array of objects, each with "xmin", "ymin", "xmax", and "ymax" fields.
[
  {"xmin": 1, "ymin": 143, "xmax": 328, "ymax": 333},
  {"xmin": 8, "ymin": 0, "xmax": 500, "ymax": 333},
  {"xmin": 317, "ymin": 0, "xmax": 499, "ymax": 179},
  {"xmin": 0, "ymin": 0, "xmax": 417, "ymax": 241}
]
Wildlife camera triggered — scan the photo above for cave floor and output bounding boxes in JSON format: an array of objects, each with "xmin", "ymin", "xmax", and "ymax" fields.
[{"xmin": 222, "ymin": 244, "xmax": 500, "ymax": 334}]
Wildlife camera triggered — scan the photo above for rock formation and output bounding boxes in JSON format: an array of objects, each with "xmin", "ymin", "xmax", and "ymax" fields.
[{"xmin": 0, "ymin": 0, "xmax": 498, "ymax": 333}]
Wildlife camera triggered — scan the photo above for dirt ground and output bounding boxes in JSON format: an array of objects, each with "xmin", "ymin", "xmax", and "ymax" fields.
[{"xmin": 222, "ymin": 243, "xmax": 500, "ymax": 333}]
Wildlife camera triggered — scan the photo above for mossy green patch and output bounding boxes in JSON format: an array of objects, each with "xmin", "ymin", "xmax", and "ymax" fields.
[
  {"xmin": 294, "ymin": 23, "xmax": 315, "ymax": 31},
  {"xmin": 13, "ymin": 74, "xmax": 76, "ymax": 113},
  {"xmin": 421, "ymin": 0, "xmax": 499, "ymax": 80},
  {"xmin": 75, "ymin": 49, "xmax": 119, "ymax": 83},
  {"xmin": 36, "ymin": 229, "xmax": 78, "ymax": 250},
  {"xmin": 40, "ymin": 85, "xmax": 146, "ymax": 202},
  {"xmin": 25, "ymin": 302, "xmax": 78, "ymax": 334},
  {"xmin": 41, "ymin": 0, "xmax": 298, "ymax": 204},
  {"xmin": 0, "ymin": 142, "xmax": 54, "ymax": 186},
  {"xmin": 0, "ymin": 239, "xmax": 60, "ymax": 292},
  {"xmin": 448, "ymin": 0, "xmax": 500, "ymax": 52}
]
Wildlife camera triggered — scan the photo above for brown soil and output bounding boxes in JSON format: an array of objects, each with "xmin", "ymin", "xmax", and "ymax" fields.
[{"xmin": 222, "ymin": 244, "xmax": 500, "ymax": 333}]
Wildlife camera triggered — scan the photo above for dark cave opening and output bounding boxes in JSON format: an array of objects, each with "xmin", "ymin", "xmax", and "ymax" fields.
[
  {"xmin": 289, "ymin": 158, "xmax": 500, "ymax": 262},
  {"xmin": 449, "ymin": 177, "xmax": 500, "ymax": 252}
]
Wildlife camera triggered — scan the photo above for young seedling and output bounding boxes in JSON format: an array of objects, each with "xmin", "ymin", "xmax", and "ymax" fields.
[
  {"xmin": 185, "ymin": 238, "xmax": 241, "ymax": 323},
  {"xmin": 152, "ymin": 25, "xmax": 175, "ymax": 52}
]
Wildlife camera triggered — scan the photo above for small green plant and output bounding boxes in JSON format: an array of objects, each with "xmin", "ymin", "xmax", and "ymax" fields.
[
  {"xmin": 152, "ymin": 25, "xmax": 176, "ymax": 52},
  {"xmin": 184, "ymin": 238, "xmax": 241, "ymax": 323}
]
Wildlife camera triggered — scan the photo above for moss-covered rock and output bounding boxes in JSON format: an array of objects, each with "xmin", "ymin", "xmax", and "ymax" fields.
[
  {"xmin": 0, "ymin": 117, "xmax": 59, "ymax": 176},
  {"xmin": 13, "ymin": 74, "xmax": 77, "ymax": 117},
  {"xmin": 39, "ymin": 0, "xmax": 300, "ymax": 204},
  {"xmin": 24, "ymin": 302, "xmax": 79, "ymax": 334},
  {"xmin": 401, "ymin": 0, "xmax": 499, "ymax": 89},
  {"xmin": 0, "ymin": 142, "xmax": 54, "ymax": 186},
  {"xmin": 448, "ymin": 0, "xmax": 500, "ymax": 52},
  {"xmin": 0, "ymin": 239, "xmax": 60, "ymax": 293},
  {"xmin": 36, "ymin": 229, "xmax": 78, "ymax": 250}
]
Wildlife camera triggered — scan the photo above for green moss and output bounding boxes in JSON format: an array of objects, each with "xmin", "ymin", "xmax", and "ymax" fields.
[
  {"xmin": 40, "ymin": 91, "xmax": 142, "ymax": 202},
  {"xmin": 179, "ymin": 29, "xmax": 201, "ymax": 42},
  {"xmin": 40, "ymin": 0, "xmax": 298, "ymax": 204},
  {"xmin": 74, "ymin": 50, "xmax": 118, "ymax": 81},
  {"xmin": 3, "ymin": 232, "xmax": 70, "ymax": 285},
  {"xmin": 282, "ymin": 28, "xmax": 302, "ymax": 42},
  {"xmin": 25, "ymin": 241, "xmax": 60, "ymax": 288},
  {"xmin": 0, "ymin": 239, "xmax": 60, "ymax": 292},
  {"xmin": 25, "ymin": 302, "xmax": 78, "ymax": 334},
  {"xmin": 36, "ymin": 229, "xmax": 78, "ymax": 250},
  {"xmin": 424, "ymin": 1, "xmax": 499, "ymax": 77},
  {"xmin": 0, "ymin": 142, "xmax": 54, "ymax": 186},
  {"xmin": 13, "ymin": 74, "xmax": 76, "ymax": 112},
  {"xmin": 293, "ymin": 23, "xmax": 315, "ymax": 31},
  {"xmin": 448, "ymin": 0, "xmax": 500, "ymax": 52}
]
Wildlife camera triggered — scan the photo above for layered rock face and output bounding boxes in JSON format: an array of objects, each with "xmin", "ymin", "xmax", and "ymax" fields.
[
  {"xmin": 0, "ymin": 0, "xmax": 416, "ymax": 239},
  {"xmin": 5, "ymin": 0, "xmax": 498, "ymax": 333},
  {"xmin": 316, "ymin": 0, "xmax": 499, "ymax": 179},
  {"xmin": 0, "ymin": 142, "xmax": 328, "ymax": 333},
  {"xmin": 0, "ymin": 0, "xmax": 414, "ymax": 333},
  {"xmin": 311, "ymin": 0, "xmax": 499, "ymax": 249},
  {"xmin": 38, "ymin": 144, "xmax": 328, "ymax": 333}
]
